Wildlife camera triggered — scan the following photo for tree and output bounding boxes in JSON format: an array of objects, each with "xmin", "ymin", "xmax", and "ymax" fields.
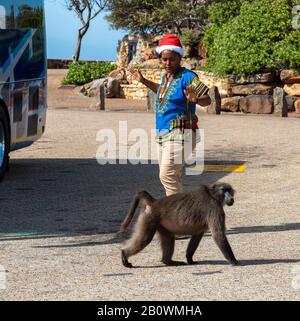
[
  {"xmin": 105, "ymin": 0, "xmax": 213, "ymax": 35},
  {"xmin": 65, "ymin": 0, "xmax": 108, "ymax": 61},
  {"xmin": 204, "ymin": 0, "xmax": 300, "ymax": 75}
]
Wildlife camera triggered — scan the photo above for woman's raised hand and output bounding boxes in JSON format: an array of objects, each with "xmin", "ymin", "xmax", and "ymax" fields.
[
  {"xmin": 184, "ymin": 84, "xmax": 198, "ymax": 103},
  {"xmin": 127, "ymin": 68, "xmax": 144, "ymax": 84}
]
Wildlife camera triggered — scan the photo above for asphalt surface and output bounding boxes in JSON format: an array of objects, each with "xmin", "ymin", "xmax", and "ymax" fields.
[{"xmin": 0, "ymin": 108, "xmax": 300, "ymax": 300}]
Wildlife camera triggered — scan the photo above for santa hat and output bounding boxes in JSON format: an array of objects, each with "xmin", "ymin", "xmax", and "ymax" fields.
[{"xmin": 156, "ymin": 33, "xmax": 184, "ymax": 57}]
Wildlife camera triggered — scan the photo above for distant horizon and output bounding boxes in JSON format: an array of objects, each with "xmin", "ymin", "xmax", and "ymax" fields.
[{"xmin": 45, "ymin": 0, "xmax": 127, "ymax": 61}]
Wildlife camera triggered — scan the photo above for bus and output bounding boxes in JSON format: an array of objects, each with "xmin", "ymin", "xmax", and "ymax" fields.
[{"xmin": 0, "ymin": 0, "xmax": 47, "ymax": 181}]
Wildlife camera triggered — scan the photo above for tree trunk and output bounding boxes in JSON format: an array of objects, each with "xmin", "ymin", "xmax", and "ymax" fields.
[
  {"xmin": 74, "ymin": 23, "xmax": 89, "ymax": 62},
  {"xmin": 74, "ymin": 32, "xmax": 83, "ymax": 62}
]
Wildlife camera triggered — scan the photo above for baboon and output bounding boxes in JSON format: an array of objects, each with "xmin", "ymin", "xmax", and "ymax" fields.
[{"xmin": 120, "ymin": 182, "xmax": 239, "ymax": 268}]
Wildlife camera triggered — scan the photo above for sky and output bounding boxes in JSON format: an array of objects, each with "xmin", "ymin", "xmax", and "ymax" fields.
[{"xmin": 44, "ymin": 0, "xmax": 127, "ymax": 61}]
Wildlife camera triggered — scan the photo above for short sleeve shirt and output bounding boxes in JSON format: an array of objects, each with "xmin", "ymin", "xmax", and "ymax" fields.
[{"xmin": 156, "ymin": 67, "xmax": 199, "ymax": 135}]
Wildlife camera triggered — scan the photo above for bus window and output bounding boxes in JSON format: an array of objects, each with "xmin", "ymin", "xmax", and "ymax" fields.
[
  {"xmin": 0, "ymin": 5, "xmax": 5, "ymax": 29},
  {"xmin": 0, "ymin": 0, "xmax": 47, "ymax": 182}
]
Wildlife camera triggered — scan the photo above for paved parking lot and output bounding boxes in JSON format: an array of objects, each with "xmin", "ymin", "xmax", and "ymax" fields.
[{"xmin": 0, "ymin": 108, "xmax": 300, "ymax": 300}]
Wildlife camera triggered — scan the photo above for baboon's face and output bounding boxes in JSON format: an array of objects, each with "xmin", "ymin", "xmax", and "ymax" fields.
[
  {"xmin": 224, "ymin": 189, "xmax": 234, "ymax": 206},
  {"xmin": 222, "ymin": 185, "xmax": 235, "ymax": 206},
  {"xmin": 212, "ymin": 182, "xmax": 235, "ymax": 206}
]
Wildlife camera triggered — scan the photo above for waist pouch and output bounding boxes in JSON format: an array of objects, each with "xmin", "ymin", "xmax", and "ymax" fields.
[{"xmin": 170, "ymin": 114, "xmax": 199, "ymax": 130}]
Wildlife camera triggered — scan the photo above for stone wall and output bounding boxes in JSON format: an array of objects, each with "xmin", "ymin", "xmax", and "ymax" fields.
[
  {"xmin": 120, "ymin": 68, "xmax": 300, "ymax": 115},
  {"xmin": 120, "ymin": 69, "xmax": 230, "ymax": 99}
]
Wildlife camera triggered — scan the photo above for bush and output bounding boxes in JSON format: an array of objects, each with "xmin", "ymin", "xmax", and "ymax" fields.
[
  {"xmin": 181, "ymin": 29, "xmax": 202, "ymax": 58},
  {"xmin": 273, "ymin": 30, "xmax": 300, "ymax": 68},
  {"xmin": 204, "ymin": 0, "xmax": 299, "ymax": 76},
  {"xmin": 62, "ymin": 61, "xmax": 117, "ymax": 86}
]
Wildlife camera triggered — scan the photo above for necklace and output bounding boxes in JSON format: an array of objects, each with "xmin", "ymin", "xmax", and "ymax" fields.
[{"xmin": 158, "ymin": 74, "xmax": 174, "ymax": 105}]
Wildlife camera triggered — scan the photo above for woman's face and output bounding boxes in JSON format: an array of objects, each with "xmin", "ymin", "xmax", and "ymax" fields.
[{"xmin": 160, "ymin": 50, "xmax": 181, "ymax": 75}]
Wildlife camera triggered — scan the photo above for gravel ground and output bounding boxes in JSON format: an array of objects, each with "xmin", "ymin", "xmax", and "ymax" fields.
[{"xmin": 0, "ymin": 107, "xmax": 300, "ymax": 301}]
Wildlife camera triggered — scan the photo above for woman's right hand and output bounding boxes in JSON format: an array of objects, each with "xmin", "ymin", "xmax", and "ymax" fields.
[{"xmin": 127, "ymin": 68, "xmax": 144, "ymax": 84}]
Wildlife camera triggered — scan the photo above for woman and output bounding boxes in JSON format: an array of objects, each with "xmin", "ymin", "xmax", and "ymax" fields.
[{"xmin": 130, "ymin": 33, "xmax": 211, "ymax": 196}]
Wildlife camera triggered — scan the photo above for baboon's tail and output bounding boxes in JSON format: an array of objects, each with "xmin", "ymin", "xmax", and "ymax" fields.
[{"xmin": 120, "ymin": 191, "xmax": 155, "ymax": 232}]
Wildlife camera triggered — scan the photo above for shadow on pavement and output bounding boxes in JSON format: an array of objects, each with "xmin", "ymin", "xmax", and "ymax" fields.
[
  {"xmin": 117, "ymin": 258, "xmax": 300, "ymax": 269},
  {"xmin": 2, "ymin": 157, "xmax": 298, "ymax": 246},
  {"xmin": 228, "ymin": 223, "xmax": 300, "ymax": 235},
  {"xmin": 0, "ymin": 158, "xmax": 239, "ymax": 240}
]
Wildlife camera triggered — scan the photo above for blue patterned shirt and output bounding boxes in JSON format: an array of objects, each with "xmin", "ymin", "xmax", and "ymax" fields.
[{"xmin": 156, "ymin": 67, "xmax": 199, "ymax": 135}]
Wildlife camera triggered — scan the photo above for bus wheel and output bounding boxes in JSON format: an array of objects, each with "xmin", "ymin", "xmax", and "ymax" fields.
[{"xmin": 0, "ymin": 106, "xmax": 9, "ymax": 181}]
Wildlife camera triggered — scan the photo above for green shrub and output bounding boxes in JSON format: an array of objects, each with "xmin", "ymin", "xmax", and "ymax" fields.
[
  {"xmin": 273, "ymin": 30, "xmax": 300, "ymax": 68},
  {"xmin": 62, "ymin": 61, "xmax": 118, "ymax": 86},
  {"xmin": 204, "ymin": 0, "xmax": 299, "ymax": 76}
]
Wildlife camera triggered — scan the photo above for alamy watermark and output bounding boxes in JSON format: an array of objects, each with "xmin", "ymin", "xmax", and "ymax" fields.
[
  {"xmin": 291, "ymin": 264, "xmax": 300, "ymax": 290},
  {"xmin": 96, "ymin": 121, "xmax": 205, "ymax": 175},
  {"xmin": 0, "ymin": 265, "xmax": 6, "ymax": 290},
  {"xmin": 292, "ymin": 5, "xmax": 300, "ymax": 29}
]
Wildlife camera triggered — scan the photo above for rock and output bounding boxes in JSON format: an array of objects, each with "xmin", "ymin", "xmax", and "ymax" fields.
[
  {"xmin": 286, "ymin": 96, "xmax": 298, "ymax": 112},
  {"xmin": 273, "ymin": 87, "xmax": 288, "ymax": 117},
  {"xmin": 208, "ymin": 86, "xmax": 221, "ymax": 114},
  {"xmin": 143, "ymin": 48, "xmax": 156, "ymax": 61},
  {"xmin": 80, "ymin": 78, "xmax": 105, "ymax": 97},
  {"xmin": 105, "ymin": 77, "xmax": 120, "ymax": 98},
  {"xmin": 283, "ymin": 84, "xmax": 300, "ymax": 96},
  {"xmin": 239, "ymin": 95, "xmax": 273, "ymax": 114},
  {"xmin": 280, "ymin": 69, "xmax": 300, "ymax": 84},
  {"xmin": 198, "ymin": 37, "xmax": 208, "ymax": 59},
  {"xmin": 295, "ymin": 99, "xmax": 300, "ymax": 114},
  {"xmin": 231, "ymin": 84, "xmax": 275, "ymax": 95},
  {"xmin": 228, "ymin": 72, "xmax": 280, "ymax": 85},
  {"xmin": 80, "ymin": 77, "xmax": 120, "ymax": 98},
  {"xmin": 221, "ymin": 97, "xmax": 241, "ymax": 112},
  {"xmin": 108, "ymin": 68, "xmax": 127, "ymax": 83}
]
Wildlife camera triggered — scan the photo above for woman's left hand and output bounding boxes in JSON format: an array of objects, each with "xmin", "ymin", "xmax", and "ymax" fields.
[{"xmin": 184, "ymin": 85, "xmax": 198, "ymax": 103}]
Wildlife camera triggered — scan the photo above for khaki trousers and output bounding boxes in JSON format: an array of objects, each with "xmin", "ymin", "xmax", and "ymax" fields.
[
  {"xmin": 157, "ymin": 140, "xmax": 184, "ymax": 196},
  {"xmin": 157, "ymin": 131, "xmax": 197, "ymax": 196}
]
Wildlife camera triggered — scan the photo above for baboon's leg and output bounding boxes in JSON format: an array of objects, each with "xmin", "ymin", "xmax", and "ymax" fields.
[
  {"xmin": 157, "ymin": 226, "xmax": 175, "ymax": 265},
  {"xmin": 157, "ymin": 226, "xmax": 185, "ymax": 266},
  {"xmin": 121, "ymin": 213, "xmax": 158, "ymax": 268},
  {"xmin": 186, "ymin": 232, "xmax": 204, "ymax": 264},
  {"xmin": 210, "ymin": 225, "xmax": 238, "ymax": 266}
]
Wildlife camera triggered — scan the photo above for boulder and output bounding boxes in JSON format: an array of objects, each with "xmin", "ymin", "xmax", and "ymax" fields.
[
  {"xmin": 143, "ymin": 48, "xmax": 156, "ymax": 61},
  {"xmin": 221, "ymin": 97, "xmax": 241, "ymax": 112},
  {"xmin": 239, "ymin": 95, "xmax": 273, "ymax": 114},
  {"xmin": 231, "ymin": 84, "xmax": 275, "ymax": 95},
  {"xmin": 108, "ymin": 68, "xmax": 128, "ymax": 84},
  {"xmin": 286, "ymin": 96, "xmax": 298, "ymax": 112},
  {"xmin": 280, "ymin": 69, "xmax": 300, "ymax": 84},
  {"xmin": 228, "ymin": 72, "xmax": 280, "ymax": 85},
  {"xmin": 80, "ymin": 77, "xmax": 120, "ymax": 98},
  {"xmin": 283, "ymin": 84, "xmax": 300, "ymax": 96}
]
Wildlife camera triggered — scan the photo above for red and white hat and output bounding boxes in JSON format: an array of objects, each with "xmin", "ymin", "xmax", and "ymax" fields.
[{"xmin": 156, "ymin": 33, "xmax": 184, "ymax": 57}]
